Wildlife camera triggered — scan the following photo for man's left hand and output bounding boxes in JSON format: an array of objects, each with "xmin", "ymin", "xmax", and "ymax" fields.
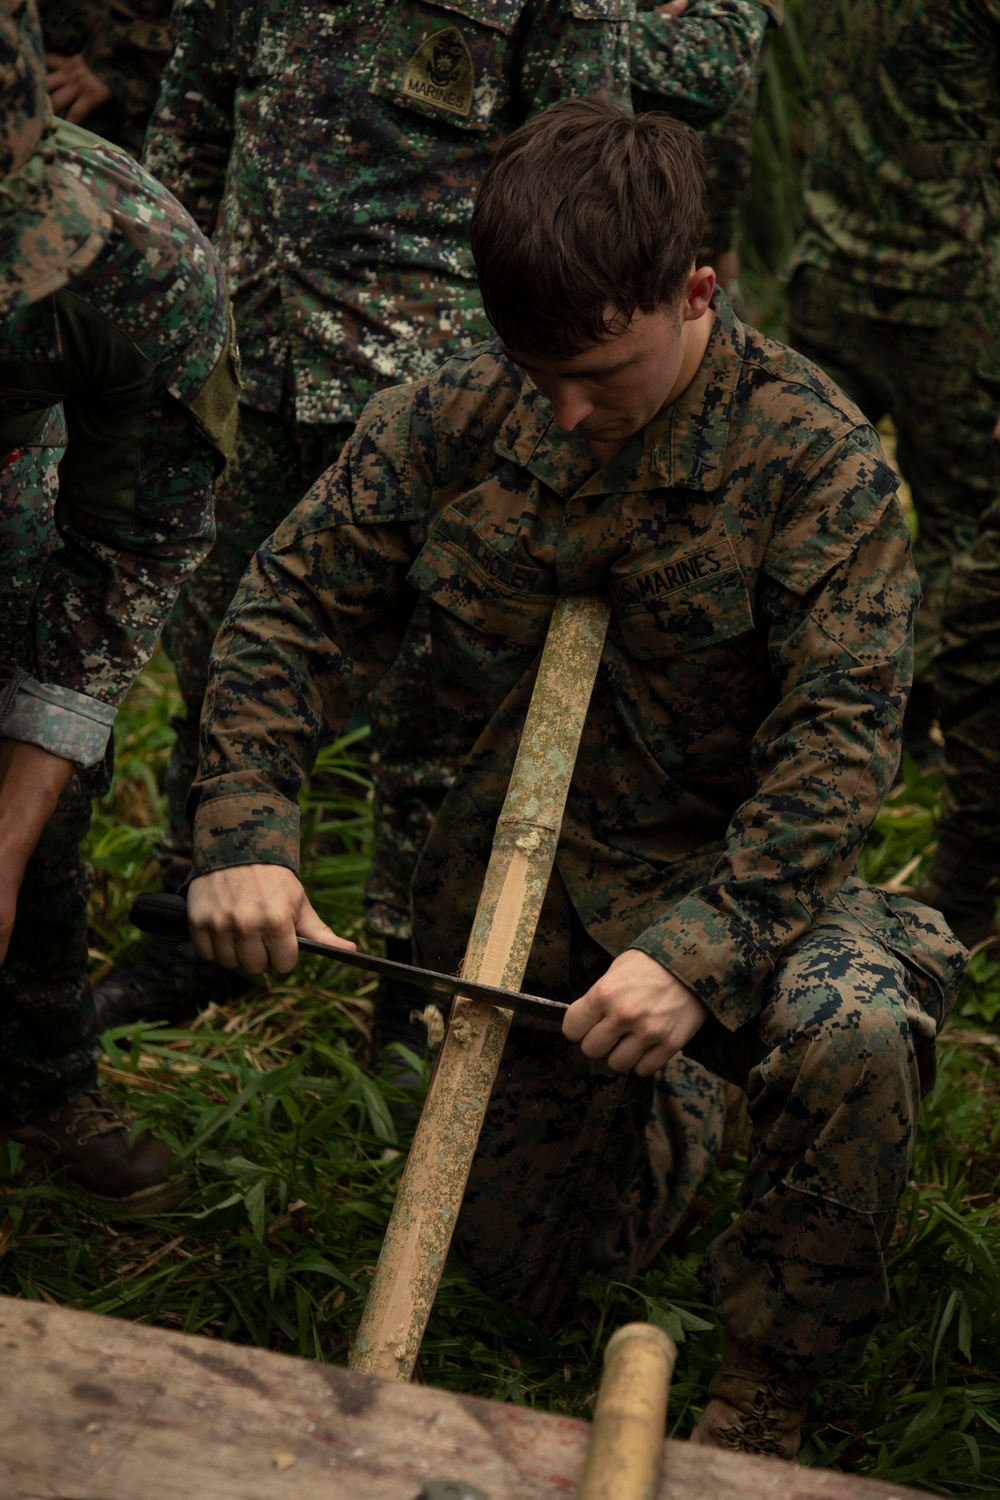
[
  {"xmin": 45, "ymin": 52, "xmax": 113, "ymax": 123},
  {"xmin": 563, "ymin": 949, "xmax": 708, "ymax": 1076}
]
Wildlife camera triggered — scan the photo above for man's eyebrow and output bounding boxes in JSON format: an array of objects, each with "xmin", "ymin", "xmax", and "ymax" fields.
[{"xmin": 502, "ymin": 347, "xmax": 637, "ymax": 379}]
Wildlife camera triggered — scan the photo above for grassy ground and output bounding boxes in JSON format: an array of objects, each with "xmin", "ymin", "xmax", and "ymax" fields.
[{"xmin": 1, "ymin": 653, "xmax": 999, "ymax": 1495}]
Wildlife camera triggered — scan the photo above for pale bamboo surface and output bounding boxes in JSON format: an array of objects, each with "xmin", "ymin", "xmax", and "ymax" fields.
[
  {"xmin": 578, "ymin": 1322, "xmax": 678, "ymax": 1500},
  {"xmin": 351, "ymin": 593, "xmax": 611, "ymax": 1382}
]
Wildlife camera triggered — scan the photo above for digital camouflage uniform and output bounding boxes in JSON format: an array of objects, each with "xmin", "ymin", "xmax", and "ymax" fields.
[
  {"xmin": 191, "ymin": 294, "xmax": 966, "ymax": 1374},
  {"xmin": 141, "ymin": 0, "xmax": 779, "ymax": 925},
  {"xmin": 786, "ymin": 0, "xmax": 1000, "ymax": 707},
  {"xmin": 0, "ymin": 6, "xmax": 235, "ymax": 1121},
  {"xmin": 37, "ymin": 0, "xmax": 173, "ymax": 154}
]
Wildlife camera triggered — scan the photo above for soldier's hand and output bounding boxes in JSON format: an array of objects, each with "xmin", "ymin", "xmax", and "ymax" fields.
[
  {"xmin": 0, "ymin": 740, "xmax": 74, "ymax": 966},
  {"xmin": 563, "ymin": 949, "xmax": 708, "ymax": 1076},
  {"xmin": 45, "ymin": 52, "xmax": 114, "ymax": 124},
  {"xmin": 187, "ymin": 865, "xmax": 354, "ymax": 975},
  {"xmin": 655, "ymin": 0, "xmax": 689, "ymax": 14}
]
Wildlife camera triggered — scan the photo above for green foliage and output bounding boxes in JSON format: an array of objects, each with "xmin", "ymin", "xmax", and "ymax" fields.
[{"xmin": 2, "ymin": 655, "xmax": 997, "ymax": 1495}]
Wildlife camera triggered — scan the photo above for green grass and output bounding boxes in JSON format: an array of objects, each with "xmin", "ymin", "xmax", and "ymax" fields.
[{"xmin": 1, "ymin": 650, "xmax": 998, "ymax": 1495}]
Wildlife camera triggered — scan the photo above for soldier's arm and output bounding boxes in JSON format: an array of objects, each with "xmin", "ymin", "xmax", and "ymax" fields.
[
  {"xmin": 631, "ymin": 0, "xmax": 775, "ymax": 128},
  {"xmin": 190, "ymin": 386, "xmax": 431, "ymax": 932},
  {"xmin": 512, "ymin": 0, "xmax": 634, "ymax": 118},
  {"xmin": 142, "ymin": 0, "xmax": 235, "ymax": 236},
  {"xmin": 1, "ymin": 127, "xmax": 234, "ymax": 790},
  {"xmin": 625, "ymin": 427, "xmax": 917, "ymax": 1033},
  {"xmin": 0, "ymin": 740, "xmax": 73, "ymax": 964}
]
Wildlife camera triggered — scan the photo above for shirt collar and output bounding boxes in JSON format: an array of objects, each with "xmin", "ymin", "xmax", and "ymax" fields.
[{"xmin": 493, "ymin": 290, "xmax": 745, "ymax": 498}]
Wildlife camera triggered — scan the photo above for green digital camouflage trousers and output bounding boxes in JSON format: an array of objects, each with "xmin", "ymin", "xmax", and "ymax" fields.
[
  {"xmin": 0, "ymin": 410, "xmax": 103, "ymax": 1122},
  {"xmin": 786, "ymin": 267, "xmax": 1000, "ymax": 686},
  {"xmin": 452, "ymin": 877, "xmax": 966, "ymax": 1378},
  {"xmin": 162, "ymin": 404, "xmax": 454, "ymax": 933}
]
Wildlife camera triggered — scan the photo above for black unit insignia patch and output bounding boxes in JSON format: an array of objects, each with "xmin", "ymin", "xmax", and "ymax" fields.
[{"xmin": 402, "ymin": 26, "xmax": 474, "ymax": 117}]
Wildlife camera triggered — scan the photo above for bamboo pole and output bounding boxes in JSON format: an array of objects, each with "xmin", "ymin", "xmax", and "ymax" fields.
[
  {"xmin": 350, "ymin": 593, "xmax": 610, "ymax": 1382},
  {"xmin": 578, "ymin": 1323, "xmax": 678, "ymax": 1500}
]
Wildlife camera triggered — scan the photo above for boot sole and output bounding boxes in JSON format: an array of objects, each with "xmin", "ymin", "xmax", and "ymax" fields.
[{"xmin": 75, "ymin": 1174, "xmax": 190, "ymax": 1218}]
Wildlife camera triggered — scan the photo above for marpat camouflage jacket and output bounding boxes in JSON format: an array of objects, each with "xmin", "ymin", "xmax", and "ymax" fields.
[{"xmin": 192, "ymin": 294, "xmax": 919, "ymax": 1029}]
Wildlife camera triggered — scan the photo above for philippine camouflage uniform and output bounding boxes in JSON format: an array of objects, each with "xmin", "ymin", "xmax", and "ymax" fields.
[
  {"xmin": 36, "ymin": 0, "xmax": 172, "ymax": 154},
  {"xmin": 191, "ymin": 293, "xmax": 966, "ymax": 1374},
  {"xmin": 786, "ymin": 0, "xmax": 1000, "ymax": 716},
  {"xmin": 0, "ymin": 106, "xmax": 235, "ymax": 1120},
  {"xmin": 141, "ymin": 0, "xmax": 778, "ymax": 921}
]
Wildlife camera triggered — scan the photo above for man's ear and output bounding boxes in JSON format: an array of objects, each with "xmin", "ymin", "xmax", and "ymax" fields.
[{"xmin": 682, "ymin": 264, "xmax": 716, "ymax": 321}]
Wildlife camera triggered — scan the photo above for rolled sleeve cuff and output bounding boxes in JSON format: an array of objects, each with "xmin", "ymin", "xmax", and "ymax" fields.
[
  {"xmin": 628, "ymin": 894, "xmax": 778, "ymax": 1032},
  {"xmin": 0, "ymin": 673, "xmax": 115, "ymax": 766},
  {"xmin": 192, "ymin": 788, "xmax": 301, "ymax": 875}
]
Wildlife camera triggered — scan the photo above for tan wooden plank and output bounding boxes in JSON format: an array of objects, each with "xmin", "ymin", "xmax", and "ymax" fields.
[{"xmin": 0, "ymin": 1296, "xmax": 940, "ymax": 1500}]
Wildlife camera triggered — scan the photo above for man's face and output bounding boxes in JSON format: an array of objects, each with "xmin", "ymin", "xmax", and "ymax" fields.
[{"xmin": 502, "ymin": 268, "xmax": 715, "ymax": 453}]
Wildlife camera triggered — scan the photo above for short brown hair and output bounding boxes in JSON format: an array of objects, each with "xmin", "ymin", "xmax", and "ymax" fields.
[{"xmin": 471, "ymin": 96, "xmax": 707, "ymax": 358}]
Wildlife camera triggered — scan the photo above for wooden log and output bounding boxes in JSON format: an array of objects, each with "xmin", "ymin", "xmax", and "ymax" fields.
[
  {"xmin": 0, "ymin": 1296, "xmax": 944, "ymax": 1500},
  {"xmin": 578, "ymin": 1322, "xmax": 677, "ymax": 1500},
  {"xmin": 351, "ymin": 593, "xmax": 611, "ymax": 1382}
]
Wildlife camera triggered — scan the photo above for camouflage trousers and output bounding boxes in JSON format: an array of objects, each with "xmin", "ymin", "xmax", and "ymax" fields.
[
  {"xmin": 786, "ymin": 268, "xmax": 1000, "ymax": 686},
  {"xmin": 935, "ymin": 494, "xmax": 1000, "ymax": 840},
  {"xmin": 162, "ymin": 403, "xmax": 454, "ymax": 933},
  {"xmin": 452, "ymin": 877, "xmax": 965, "ymax": 1379},
  {"xmin": 0, "ymin": 411, "xmax": 101, "ymax": 1122}
]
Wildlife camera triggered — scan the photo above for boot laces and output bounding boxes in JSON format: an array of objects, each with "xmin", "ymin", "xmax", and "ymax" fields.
[
  {"xmin": 716, "ymin": 1379, "xmax": 797, "ymax": 1457},
  {"xmin": 66, "ymin": 1092, "xmax": 127, "ymax": 1146}
]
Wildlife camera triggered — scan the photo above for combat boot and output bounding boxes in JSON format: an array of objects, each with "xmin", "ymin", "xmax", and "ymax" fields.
[
  {"xmin": 0, "ymin": 1090, "xmax": 188, "ymax": 1215},
  {"xmin": 914, "ymin": 832, "xmax": 1000, "ymax": 952},
  {"xmin": 688, "ymin": 1332, "xmax": 817, "ymax": 1459},
  {"xmin": 93, "ymin": 934, "xmax": 252, "ymax": 1030}
]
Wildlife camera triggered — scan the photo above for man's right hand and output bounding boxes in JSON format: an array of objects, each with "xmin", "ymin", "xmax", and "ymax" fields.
[{"xmin": 187, "ymin": 865, "xmax": 354, "ymax": 975}]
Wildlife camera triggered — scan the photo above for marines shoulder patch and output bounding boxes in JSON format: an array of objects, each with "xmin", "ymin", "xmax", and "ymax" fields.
[{"xmin": 402, "ymin": 26, "xmax": 474, "ymax": 117}]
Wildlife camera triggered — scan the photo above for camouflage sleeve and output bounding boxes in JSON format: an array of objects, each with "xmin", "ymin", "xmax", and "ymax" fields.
[
  {"xmin": 5, "ymin": 293, "xmax": 219, "ymax": 765},
  {"xmin": 513, "ymin": 0, "xmax": 634, "ymax": 117},
  {"xmin": 142, "ymin": 0, "xmax": 235, "ymax": 236},
  {"xmin": 628, "ymin": 430, "xmax": 919, "ymax": 1030},
  {"xmin": 630, "ymin": 0, "xmax": 770, "ymax": 126},
  {"xmin": 700, "ymin": 66, "xmax": 760, "ymax": 255},
  {"xmin": 192, "ymin": 387, "xmax": 430, "ymax": 872}
]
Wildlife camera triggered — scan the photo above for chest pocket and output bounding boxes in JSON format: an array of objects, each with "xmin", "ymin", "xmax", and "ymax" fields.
[
  {"xmin": 611, "ymin": 540, "xmax": 754, "ymax": 661},
  {"xmin": 406, "ymin": 506, "xmax": 557, "ymax": 647},
  {"xmin": 367, "ymin": 0, "xmax": 524, "ymax": 132}
]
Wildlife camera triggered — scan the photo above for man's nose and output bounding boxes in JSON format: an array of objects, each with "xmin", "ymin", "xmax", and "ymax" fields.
[{"xmin": 550, "ymin": 384, "xmax": 594, "ymax": 431}]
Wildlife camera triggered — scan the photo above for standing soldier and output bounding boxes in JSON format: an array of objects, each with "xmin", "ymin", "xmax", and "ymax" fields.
[{"xmin": 0, "ymin": 0, "xmax": 237, "ymax": 1210}]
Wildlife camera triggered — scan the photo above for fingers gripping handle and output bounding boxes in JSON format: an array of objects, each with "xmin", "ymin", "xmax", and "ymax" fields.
[{"xmin": 130, "ymin": 890, "xmax": 192, "ymax": 940}]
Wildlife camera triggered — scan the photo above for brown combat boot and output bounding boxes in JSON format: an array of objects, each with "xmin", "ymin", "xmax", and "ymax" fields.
[
  {"xmin": 689, "ymin": 1332, "xmax": 817, "ymax": 1459},
  {"xmin": 915, "ymin": 833, "xmax": 1000, "ymax": 953},
  {"xmin": 0, "ymin": 1090, "xmax": 188, "ymax": 1215}
]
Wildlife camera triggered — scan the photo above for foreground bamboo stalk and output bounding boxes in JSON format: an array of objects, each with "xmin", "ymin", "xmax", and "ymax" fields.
[
  {"xmin": 578, "ymin": 1323, "xmax": 678, "ymax": 1500},
  {"xmin": 350, "ymin": 593, "xmax": 611, "ymax": 1382}
]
